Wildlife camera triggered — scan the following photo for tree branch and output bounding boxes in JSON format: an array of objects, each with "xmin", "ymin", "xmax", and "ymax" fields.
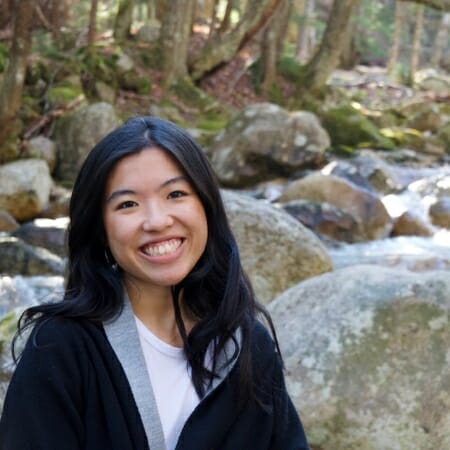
[{"xmin": 399, "ymin": 0, "xmax": 450, "ymax": 11}]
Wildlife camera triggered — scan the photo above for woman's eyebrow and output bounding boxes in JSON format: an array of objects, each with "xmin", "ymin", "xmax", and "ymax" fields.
[
  {"xmin": 160, "ymin": 175, "xmax": 189, "ymax": 188},
  {"xmin": 105, "ymin": 189, "xmax": 135, "ymax": 204}
]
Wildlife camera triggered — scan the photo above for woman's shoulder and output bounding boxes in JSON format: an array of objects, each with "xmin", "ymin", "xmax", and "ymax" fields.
[
  {"xmin": 25, "ymin": 316, "xmax": 102, "ymax": 351},
  {"xmin": 250, "ymin": 319, "xmax": 278, "ymax": 361}
]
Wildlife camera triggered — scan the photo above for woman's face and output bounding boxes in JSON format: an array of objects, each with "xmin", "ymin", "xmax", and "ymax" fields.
[{"xmin": 102, "ymin": 147, "xmax": 208, "ymax": 295}]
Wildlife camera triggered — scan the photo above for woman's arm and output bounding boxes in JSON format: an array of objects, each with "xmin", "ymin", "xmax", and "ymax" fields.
[{"xmin": 0, "ymin": 319, "xmax": 85, "ymax": 450}]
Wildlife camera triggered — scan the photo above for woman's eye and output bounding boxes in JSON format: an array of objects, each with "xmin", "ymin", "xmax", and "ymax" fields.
[
  {"xmin": 168, "ymin": 190, "xmax": 187, "ymax": 199},
  {"xmin": 117, "ymin": 200, "xmax": 137, "ymax": 209}
]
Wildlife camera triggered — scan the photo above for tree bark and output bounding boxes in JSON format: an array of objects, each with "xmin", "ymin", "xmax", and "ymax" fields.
[
  {"xmin": 159, "ymin": 0, "xmax": 195, "ymax": 87},
  {"xmin": 261, "ymin": 0, "xmax": 293, "ymax": 93},
  {"xmin": 431, "ymin": 12, "xmax": 450, "ymax": 66},
  {"xmin": 299, "ymin": 0, "xmax": 361, "ymax": 94},
  {"xmin": 188, "ymin": 0, "xmax": 285, "ymax": 80},
  {"xmin": 0, "ymin": 0, "xmax": 33, "ymax": 162},
  {"xmin": 114, "ymin": 0, "xmax": 135, "ymax": 41},
  {"xmin": 409, "ymin": 3, "xmax": 424, "ymax": 85},
  {"xmin": 87, "ymin": 0, "xmax": 99, "ymax": 53},
  {"xmin": 387, "ymin": 0, "xmax": 407, "ymax": 73}
]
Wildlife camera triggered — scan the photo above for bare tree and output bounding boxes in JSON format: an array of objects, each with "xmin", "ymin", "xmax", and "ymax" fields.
[
  {"xmin": 387, "ymin": 0, "xmax": 408, "ymax": 73},
  {"xmin": 261, "ymin": 0, "xmax": 293, "ymax": 93},
  {"xmin": 0, "ymin": 0, "xmax": 34, "ymax": 162},
  {"xmin": 114, "ymin": 0, "xmax": 135, "ymax": 41},
  {"xmin": 295, "ymin": 0, "xmax": 316, "ymax": 63},
  {"xmin": 87, "ymin": 0, "xmax": 99, "ymax": 54},
  {"xmin": 409, "ymin": 3, "xmax": 424, "ymax": 85},
  {"xmin": 159, "ymin": 0, "xmax": 195, "ymax": 87},
  {"xmin": 299, "ymin": 0, "xmax": 361, "ymax": 94},
  {"xmin": 431, "ymin": 12, "xmax": 450, "ymax": 66},
  {"xmin": 188, "ymin": 0, "xmax": 285, "ymax": 80}
]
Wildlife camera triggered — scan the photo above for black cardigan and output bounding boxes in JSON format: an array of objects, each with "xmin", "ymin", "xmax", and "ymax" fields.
[{"xmin": 0, "ymin": 318, "xmax": 309, "ymax": 450}]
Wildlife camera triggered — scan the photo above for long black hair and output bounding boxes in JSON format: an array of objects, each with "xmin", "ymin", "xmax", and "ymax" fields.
[{"xmin": 16, "ymin": 116, "xmax": 278, "ymax": 399}]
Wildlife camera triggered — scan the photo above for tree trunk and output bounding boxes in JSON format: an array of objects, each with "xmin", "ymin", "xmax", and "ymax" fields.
[
  {"xmin": 387, "ymin": 0, "xmax": 407, "ymax": 73},
  {"xmin": 261, "ymin": 0, "xmax": 293, "ymax": 94},
  {"xmin": 431, "ymin": 12, "xmax": 450, "ymax": 66},
  {"xmin": 409, "ymin": 4, "xmax": 424, "ymax": 85},
  {"xmin": 299, "ymin": 0, "xmax": 361, "ymax": 94},
  {"xmin": 87, "ymin": 0, "xmax": 99, "ymax": 54},
  {"xmin": 188, "ymin": 0, "xmax": 285, "ymax": 80},
  {"xmin": 295, "ymin": 0, "xmax": 316, "ymax": 63},
  {"xmin": 159, "ymin": 0, "xmax": 195, "ymax": 87},
  {"xmin": 0, "ymin": 0, "xmax": 33, "ymax": 162},
  {"xmin": 219, "ymin": 0, "xmax": 234, "ymax": 32},
  {"xmin": 114, "ymin": 0, "xmax": 135, "ymax": 41}
]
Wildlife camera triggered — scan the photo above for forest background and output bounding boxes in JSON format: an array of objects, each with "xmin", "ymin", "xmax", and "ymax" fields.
[{"xmin": 1, "ymin": 0, "xmax": 450, "ymax": 162}]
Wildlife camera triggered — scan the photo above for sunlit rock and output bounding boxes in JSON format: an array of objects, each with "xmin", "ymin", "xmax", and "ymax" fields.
[
  {"xmin": 222, "ymin": 190, "xmax": 332, "ymax": 304},
  {"xmin": 269, "ymin": 265, "xmax": 450, "ymax": 450}
]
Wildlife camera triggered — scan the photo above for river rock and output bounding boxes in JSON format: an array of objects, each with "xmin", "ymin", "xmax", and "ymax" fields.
[
  {"xmin": 12, "ymin": 217, "xmax": 69, "ymax": 257},
  {"xmin": 41, "ymin": 185, "xmax": 71, "ymax": 219},
  {"xmin": 322, "ymin": 150, "xmax": 402, "ymax": 194},
  {"xmin": 24, "ymin": 136, "xmax": 57, "ymax": 173},
  {"xmin": 0, "ymin": 236, "xmax": 65, "ymax": 276},
  {"xmin": 279, "ymin": 172, "xmax": 392, "ymax": 240},
  {"xmin": 222, "ymin": 190, "xmax": 332, "ymax": 304},
  {"xmin": 391, "ymin": 210, "xmax": 434, "ymax": 237},
  {"xmin": 0, "ymin": 159, "xmax": 52, "ymax": 221},
  {"xmin": 268, "ymin": 265, "xmax": 450, "ymax": 450},
  {"xmin": 209, "ymin": 103, "xmax": 330, "ymax": 187},
  {"xmin": 0, "ymin": 275, "xmax": 65, "ymax": 410},
  {"xmin": 53, "ymin": 102, "xmax": 119, "ymax": 184},
  {"xmin": 429, "ymin": 197, "xmax": 450, "ymax": 228},
  {"xmin": 0, "ymin": 210, "xmax": 18, "ymax": 233},
  {"xmin": 282, "ymin": 199, "xmax": 359, "ymax": 243}
]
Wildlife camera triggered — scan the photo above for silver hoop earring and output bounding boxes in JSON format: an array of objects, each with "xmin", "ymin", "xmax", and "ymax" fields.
[{"xmin": 104, "ymin": 248, "xmax": 118, "ymax": 271}]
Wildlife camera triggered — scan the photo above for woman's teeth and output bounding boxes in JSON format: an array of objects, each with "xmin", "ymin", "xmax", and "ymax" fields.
[{"xmin": 142, "ymin": 239, "xmax": 182, "ymax": 256}]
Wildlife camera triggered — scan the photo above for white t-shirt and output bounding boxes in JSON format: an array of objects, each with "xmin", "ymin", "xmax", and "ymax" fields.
[{"xmin": 134, "ymin": 317, "xmax": 200, "ymax": 450}]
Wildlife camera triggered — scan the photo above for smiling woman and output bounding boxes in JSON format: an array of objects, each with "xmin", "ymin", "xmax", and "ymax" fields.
[{"xmin": 0, "ymin": 117, "xmax": 310, "ymax": 450}]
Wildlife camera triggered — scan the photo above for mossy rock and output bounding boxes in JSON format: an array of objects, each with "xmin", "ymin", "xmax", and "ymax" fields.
[
  {"xmin": 437, "ymin": 122, "xmax": 450, "ymax": 153},
  {"xmin": 320, "ymin": 104, "xmax": 395, "ymax": 151},
  {"xmin": 119, "ymin": 70, "xmax": 152, "ymax": 95},
  {"xmin": 169, "ymin": 77, "xmax": 218, "ymax": 111},
  {"xmin": 381, "ymin": 126, "xmax": 425, "ymax": 150}
]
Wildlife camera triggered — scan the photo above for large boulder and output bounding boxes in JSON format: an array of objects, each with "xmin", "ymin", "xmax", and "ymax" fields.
[
  {"xmin": 268, "ymin": 265, "xmax": 450, "ymax": 450},
  {"xmin": 0, "ymin": 159, "xmax": 52, "ymax": 221},
  {"xmin": 209, "ymin": 103, "xmax": 330, "ymax": 187},
  {"xmin": 222, "ymin": 190, "xmax": 332, "ymax": 304},
  {"xmin": 53, "ymin": 102, "xmax": 119, "ymax": 184},
  {"xmin": 24, "ymin": 136, "xmax": 57, "ymax": 173},
  {"xmin": 279, "ymin": 172, "xmax": 392, "ymax": 241},
  {"xmin": 282, "ymin": 199, "xmax": 359, "ymax": 243}
]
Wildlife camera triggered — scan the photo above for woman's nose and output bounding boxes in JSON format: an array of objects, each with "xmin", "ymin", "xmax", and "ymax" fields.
[{"xmin": 142, "ymin": 201, "xmax": 174, "ymax": 231}]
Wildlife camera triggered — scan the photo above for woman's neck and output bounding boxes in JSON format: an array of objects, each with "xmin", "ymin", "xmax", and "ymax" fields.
[{"xmin": 124, "ymin": 280, "xmax": 194, "ymax": 347}]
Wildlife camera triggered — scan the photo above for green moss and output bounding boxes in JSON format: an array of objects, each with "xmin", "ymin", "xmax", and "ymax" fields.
[
  {"xmin": 320, "ymin": 104, "xmax": 395, "ymax": 151},
  {"xmin": 0, "ymin": 42, "xmax": 9, "ymax": 72},
  {"xmin": 48, "ymin": 86, "xmax": 84, "ymax": 105}
]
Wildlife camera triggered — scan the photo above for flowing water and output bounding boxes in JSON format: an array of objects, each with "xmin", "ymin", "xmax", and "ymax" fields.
[{"xmin": 327, "ymin": 163, "xmax": 450, "ymax": 271}]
